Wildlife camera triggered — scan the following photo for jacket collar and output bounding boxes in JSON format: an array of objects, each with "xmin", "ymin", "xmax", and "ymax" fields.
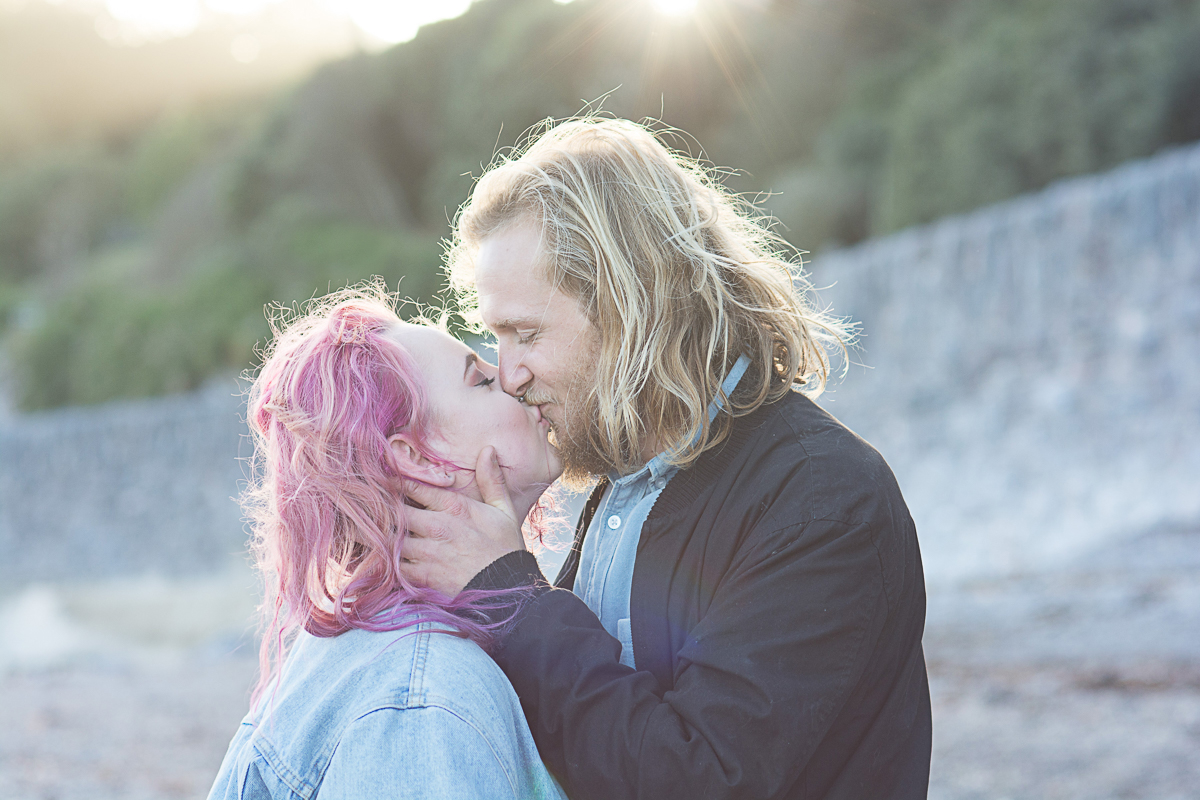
[
  {"xmin": 647, "ymin": 391, "xmax": 783, "ymax": 522},
  {"xmin": 555, "ymin": 387, "xmax": 790, "ymax": 588}
]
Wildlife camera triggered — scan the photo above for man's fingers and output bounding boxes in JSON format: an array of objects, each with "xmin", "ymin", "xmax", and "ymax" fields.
[
  {"xmin": 400, "ymin": 533, "xmax": 430, "ymax": 561},
  {"xmin": 405, "ymin": 480, "xmax": 460, "ymax": 513},
  {"xmin": 397, "ymin": 452, "xmax": 526, "ymax": 595},
  {"xmin": 398, "ymin": 559, "xmax": 430, "ymax": 589},
  {"xmin": 404, "ymin": 505, "xmax": 446, "ymax": 540},
  {"xmin": 398, "ymin": 535, "xmax": 476, "ymax": 596},
  {"xmin": 475, "ymin": 446, "xmax": 516, "ymax": 518},
  {"xmin": 398, "ymin": 535, "xmax": 439, "ymax": 586}
]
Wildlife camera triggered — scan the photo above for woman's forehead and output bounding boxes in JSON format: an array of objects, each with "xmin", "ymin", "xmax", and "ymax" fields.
[
  {"xmin": 387, "ymin": 320, "xmax": 448, "ymax": 345},
  {"xmin": 387, "ymin": 322, "xmax": 468, "ymax": 373}
]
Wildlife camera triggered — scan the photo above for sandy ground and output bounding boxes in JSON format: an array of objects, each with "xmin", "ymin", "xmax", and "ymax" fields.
[
  {"xmin": 924, "ymin": 521, "xmax": 1200, "ymax": 800},
  {"xmin": 1, "ymin": 525, "xmax": 1197, "ymax": 800},
  {"xmin": 0, "ymin": 571, "xmax": 261, "ymax": 800}
]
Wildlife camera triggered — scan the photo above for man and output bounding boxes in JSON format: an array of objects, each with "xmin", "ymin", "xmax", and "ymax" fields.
[{"xmin": 402, "ymin": 118, "xmax": 931, "ymax": 799}]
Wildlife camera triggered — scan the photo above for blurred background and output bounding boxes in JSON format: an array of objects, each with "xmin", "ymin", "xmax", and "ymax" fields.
[{"xmin": 0, "ymin": 0, "xmax": 1198, "ymax": 797}]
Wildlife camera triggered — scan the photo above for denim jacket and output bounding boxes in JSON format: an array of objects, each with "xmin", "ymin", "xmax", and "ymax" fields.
[{"xmin": 207, "ymin": 621, "xmax": 567, "ymax": 800}]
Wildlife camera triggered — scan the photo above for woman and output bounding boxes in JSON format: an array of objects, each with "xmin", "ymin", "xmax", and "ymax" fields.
[{"xmin": 207, "ymin": 287, "xmax": 566, "ymax": 799}]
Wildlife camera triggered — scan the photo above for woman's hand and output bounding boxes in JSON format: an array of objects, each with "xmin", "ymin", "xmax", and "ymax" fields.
[{"xmin": 401, "ymin": 446, "xmax": 526, "ymax": 596}]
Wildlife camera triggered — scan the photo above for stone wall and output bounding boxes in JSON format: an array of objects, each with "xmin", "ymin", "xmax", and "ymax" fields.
[
  {"xmin": 810, "ymin": 143, "xmax": 1200, "ymax": 583},
  {"xmin": 0, "ymin": 383, "xmax": 247, "ymax": 584},
  {"xmin": 2, "ymin": 142, "xmax": 1197, "ymax": 587}
]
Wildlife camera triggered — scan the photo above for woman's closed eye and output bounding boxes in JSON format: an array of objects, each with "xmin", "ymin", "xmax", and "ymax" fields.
[{"xmin": 475, "ymin": 376, "xmax": 496, "ymax": 388}]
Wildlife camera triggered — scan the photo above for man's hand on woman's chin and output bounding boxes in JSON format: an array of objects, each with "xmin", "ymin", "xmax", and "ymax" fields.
[{"xmin": 401, "ymin": 446, "xmax": 526, "ymax": 596}]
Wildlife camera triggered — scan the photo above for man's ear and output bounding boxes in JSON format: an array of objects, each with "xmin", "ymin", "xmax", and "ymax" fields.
[{"xmin": 388, "ymin": 434, "xmax": 455, "ymax": 488}]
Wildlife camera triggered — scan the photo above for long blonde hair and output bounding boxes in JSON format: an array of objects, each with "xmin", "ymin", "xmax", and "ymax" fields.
[{"xmin": 448, "ymin": 117, "xmax": 851, "ymax": 475}]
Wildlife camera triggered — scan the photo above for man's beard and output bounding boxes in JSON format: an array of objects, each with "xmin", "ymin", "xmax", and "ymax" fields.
[
  {"xmin": 526, "ymin": 360, "xmax": 613, "ymax": 487},
  {"xmin": 547, "ymin": 395, "xmax": 613, "ymax": 488}
]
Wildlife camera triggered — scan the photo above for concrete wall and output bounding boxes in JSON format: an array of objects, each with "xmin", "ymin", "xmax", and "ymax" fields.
[
  {"xmin": 811, "ymin": 143, "xmax": 1200, "ymax": 583},
  {"xmin": 0, "ymin": 384, "xmax": 247, "ymax": 584},
  {"xmin": 2, "ymin": 142, "xmax": 1197, "ymax": 587}
]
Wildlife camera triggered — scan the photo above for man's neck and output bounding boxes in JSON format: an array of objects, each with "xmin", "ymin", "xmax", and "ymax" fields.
[{"xmin": 637, "ymin": 436, "xmax": 664, "ymax": 466}]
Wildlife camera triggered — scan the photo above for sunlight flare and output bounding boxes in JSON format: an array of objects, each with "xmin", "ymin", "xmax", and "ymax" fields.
[
  {"xmin": 205, "ymin": 0, "xmax": 280, "ymax": 15},
  {"xmin": 104, "ymin": 0, "xmax": 200, "ymax": 38},
  {"xmin": 651, "ymin": 0, "xmax": 698, "ymax": 17},
  {"xmin": 62, "ymin": 0, "xmax": 478, "ymax": 46},
  {"xmin": 329, "ymin": 0, "xmax": 473, "ymax": 43}
]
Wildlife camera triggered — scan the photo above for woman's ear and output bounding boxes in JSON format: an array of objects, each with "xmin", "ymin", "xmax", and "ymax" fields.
[{"xmin": 388, "ymin": 434, "xmax": 455, "ymax": 488}]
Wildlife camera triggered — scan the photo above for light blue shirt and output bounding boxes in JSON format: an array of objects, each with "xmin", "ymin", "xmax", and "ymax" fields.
[
  {"xmin": 207, "ymin": 622, "xmax": 566, "ymax": 800},
  {"xmin": 574, "ymin": 355, "xmax": 751, "ymax": 669}
]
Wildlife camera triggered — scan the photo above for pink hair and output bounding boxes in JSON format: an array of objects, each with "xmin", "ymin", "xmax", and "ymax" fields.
[{"xmin": 243, "ymin": 287, "xmax": 526, "ymax": 706}]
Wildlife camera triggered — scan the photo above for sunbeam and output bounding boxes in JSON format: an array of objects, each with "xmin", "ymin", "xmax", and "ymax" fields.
[{"xmin": 651, "ymin": 0, "xmax": 698, "ymax": 16}]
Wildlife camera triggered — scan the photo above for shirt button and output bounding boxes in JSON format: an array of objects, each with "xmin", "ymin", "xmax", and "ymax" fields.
[{"xmin": 607, "ymin": 515, "xmax": 622, "ymax": 529}]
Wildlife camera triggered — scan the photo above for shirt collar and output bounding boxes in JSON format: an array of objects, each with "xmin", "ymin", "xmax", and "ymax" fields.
[{"xmin": 709, "ymin": 354, "xmax": 751, "ymax": 423}]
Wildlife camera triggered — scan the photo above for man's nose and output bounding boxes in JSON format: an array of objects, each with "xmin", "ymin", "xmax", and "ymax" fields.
[{"xmin": 498, "ymin": 348, "xmax": 534, "ymax": 398}]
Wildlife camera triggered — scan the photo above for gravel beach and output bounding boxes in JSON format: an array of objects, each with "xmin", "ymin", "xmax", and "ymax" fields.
[{"xmin": 2, "ymin": 523, "xmax": 1197, "ymax": 800}]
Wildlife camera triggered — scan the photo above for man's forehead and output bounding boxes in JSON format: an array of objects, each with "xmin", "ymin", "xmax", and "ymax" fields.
[
  {"xmin": 476, "ymin": 286, "xmax": 543, "ymax": 330},
  {"xmin": 474, "ymin": 243, "xmax": 553, "ymax": 326}
]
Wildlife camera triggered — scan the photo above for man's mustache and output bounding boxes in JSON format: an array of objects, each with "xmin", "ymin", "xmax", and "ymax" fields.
[{"xmin": 520, "ymin": 391, "xmax": 556, "ymax": 408}]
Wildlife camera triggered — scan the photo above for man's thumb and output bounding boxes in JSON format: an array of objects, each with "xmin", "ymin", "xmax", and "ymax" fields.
[{"xmin": 476, "ymin": 446, "xmax": 514, "ymax": 515}]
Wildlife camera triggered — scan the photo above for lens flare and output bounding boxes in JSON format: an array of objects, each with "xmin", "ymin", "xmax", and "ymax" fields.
[
  {"xmin": 74, "ymin": 0, "xmax": 482, "ymax": 46},
  {"xmin": 651, "ymin": 0, "xmax": 698, "ymax": 16},
  {"xmin": 336, "ymin": 0, "xmax": 473, "ymax": 43},
  {"xmin": 104, "ymin": 0, "xmax": 201, "ymax": 38}
]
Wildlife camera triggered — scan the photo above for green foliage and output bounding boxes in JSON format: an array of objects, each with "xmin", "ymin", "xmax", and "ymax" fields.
[
  {"xmin": 124, "ymin": 109, "xmax": 235, "ymax": 222},
  {"xmin": 279, "ymin": 218, "xmax": 443, "ymax": 304},
  {"xmin": 4, "ymin": 0, "xmax": 1200, "ymax": 409},
  {"xmin": 0, "ymin": 279, "xmax": 21, "ymax": 331},
  {"xmin": 10, "ymin": 216, "xmax": 442, "ymax": 409},
  {"xmin": 765, "ymin": 0, "xmax": 1200, "ymax": 242},
  {"xmin": 0, "ymin": 162, "xmax": 57, "ymax": 283},
  {"xmin": 876, "ymin": 0, "xmax": 1200, "ymax": 231},
  {"xmin": 0, "ymin": 150, "xmax": 121, "ymax": 283},
  {"xmin": 11, "ymin": 267, "xmax": 266, "ymax": 408}
]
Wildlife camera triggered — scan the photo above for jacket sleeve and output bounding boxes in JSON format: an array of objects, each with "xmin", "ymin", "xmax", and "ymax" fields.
[{"xmin": 469, "ymin": 516, "xmax": 891, "ymax": 800}]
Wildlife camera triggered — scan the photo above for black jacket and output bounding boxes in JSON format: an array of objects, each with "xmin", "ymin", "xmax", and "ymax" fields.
[{"xmin": 468, "ymin": 391, "xmax": 932, "ymax": 799}]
